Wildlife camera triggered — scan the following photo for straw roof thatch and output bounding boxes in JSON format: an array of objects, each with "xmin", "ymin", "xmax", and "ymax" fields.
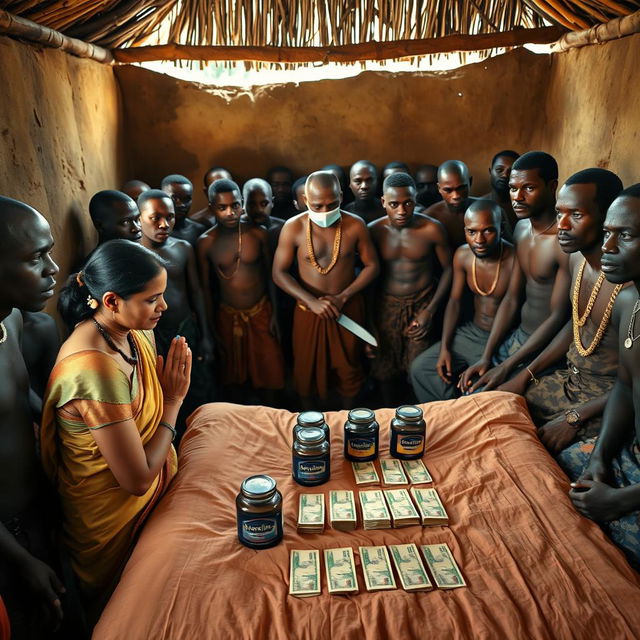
[{"xmin": 1, "ymin": 0, "xmax": 638, "ymax": 51}]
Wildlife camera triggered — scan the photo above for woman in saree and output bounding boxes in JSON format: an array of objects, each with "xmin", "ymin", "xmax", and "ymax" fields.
[{"xmin": 40, "ymin": 240, "xmax": 192, "ymax": 620}]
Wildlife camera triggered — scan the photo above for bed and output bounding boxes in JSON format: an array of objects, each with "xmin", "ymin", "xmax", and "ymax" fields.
[{"xmin": 93, "ymin": 392, "xmax": 640, "ymax": 639}]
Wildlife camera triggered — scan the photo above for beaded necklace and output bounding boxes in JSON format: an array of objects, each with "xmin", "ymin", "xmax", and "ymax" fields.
[
  {"xmin": 472, "ymin": 243, "xmax": 503, "ymax": 297},
  {"xmin": 93, "ymin": 319, "xmax": 138, "ymax": 366},
  {"xmin": 572, "ymin": 259, "xmax": 623, "ymax": 357},
  {"xmin": 306, "ymin": 216, "xmax": 342, "ymax": 275}
]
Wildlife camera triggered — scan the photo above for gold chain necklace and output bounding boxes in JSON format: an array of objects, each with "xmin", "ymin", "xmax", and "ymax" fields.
[
  {"xmin": 472, "ymin": 243, "xmax": 503, "ymax": 297},
  {"xmin": 0, "ymin": 321, "xmax": 6, "ymax": 344},
  {"xmin": 216, "ymin": 226, "xmax": 243, "ymax": 280},
  {"xmin": 573, "ymin": 259, "xmax": 606, "ymax": 327},
  {"xmin": 572, "ymin": 261, "xmax": 623, "ymax": 357},
  {"xmin": 306, "ymin": 216, "xmax": 342, "ymax": 275},
  {"xmin": 624, "ymin": 299, "xmax": 640, "ymax": 349}
]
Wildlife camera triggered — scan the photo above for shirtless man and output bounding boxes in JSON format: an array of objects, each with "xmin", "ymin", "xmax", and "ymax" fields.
[
  {"xmin": 273, "ymin": 171, "xmax": 379, "ymax": 408},
  {"xmin": 89, "ymin": 190, "xmax": 141, "ymax": 246},
  {"xmin": 241, "ymin": 178, "xmax": 285, "ymax": 257},
  {"xmin": 321, "ymin": 164, "xmax": 351, "ymax": 207},
  {"xmin": 368, "ymin": 173, "xmax": 452, "ymax": 405},
  {"xmin": 292, "ymin": 177, "xmax": 308, "ymax": 213},
  {"xmin": 160, "ymin": 174, "xmax": 206, "ymax": 249},
  {"xmin": 198, "ymin": 179, "xmax": 284, "ymax": 403},
  {"xmin": 138, "ymin": 190, "xmax": 215, "ymax": 426},
  {"xmin": 498, "ymin": 169, "xmax": 624, "ymax": 455},
  {"xmin": 343, "ymin": 160, "xmax": 386, "ymax": 224},
  {"xmin": 268, "ymin": 166, "xmax": 297, "ymax": 220},
  {"xmin": 424, "ymin": 160, "xmax": 478, "ymax": 248},
  {"xmin": 410, "ymin": 200, "xmax": 514, "ymax": 402},
  {"xmin": 21, "ymin": 311, "xmax": 59, "ymax": 407},
  {"xmin": 190, "ymin": 167, "xmax": 233, "ymax": 228},
  {"xmin": 459, "ymin": 151, "xmax": 570, "ymax": 393},
  {"xmin": 566, "ymin": 184, "xmax": 640, "ymax": 569},
  {"xmin": 482, "ymin": 150, "xmax": 520, "ymax": 241},
  {"xmin": 0, "ymin": 196, "xmax": 65, "ymax": 637},
  {"xmin": 120, "ymin": 180, "xmax": 150, "ymax": 201},
  {"xmin": 414, "ymin": 164, "xmax": 441, "ymax": 212}
]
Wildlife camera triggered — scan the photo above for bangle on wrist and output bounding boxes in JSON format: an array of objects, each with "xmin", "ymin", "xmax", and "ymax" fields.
[
  {"xmin": 159, "ymin": 420, "xmax": 177, "ymax": 441},
  {"xmin": 526, "ymin": 367, "xmax": 539, "ymax": 385}
]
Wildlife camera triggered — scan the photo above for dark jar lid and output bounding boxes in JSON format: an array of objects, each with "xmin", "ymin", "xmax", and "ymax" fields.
[
  {"xmin": 240, "ymin": 474, "xmax": 277, "ymax": 500},
  {"xmin": 296, "ymin": 426, "xmax": 325, "ymax": 445},
  {"xmin": 348, "ymin": 408, "xmax": 376, "ymax": 424},
  {"xmin": 297, "ymin": 411, "xmax": 326, "ymax": 428},
  {"xmin": 395, "ymin": 405, "xmax": 424, "ymax": 422}
]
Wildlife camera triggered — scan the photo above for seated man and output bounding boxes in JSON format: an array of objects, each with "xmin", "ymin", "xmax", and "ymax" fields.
[
  {"xmin": 273, "ymin": 171, "xmax": 379, "ymax": 409},
  {"xmin": 267, "ymin": 166, "xmax": 298, "ymax": 220},
  {"xmin": 410, "ymin": 200, "xmax": 514, "ymax": 402},
  {"xmin": 198, "ymin": 179, "xmax": 284, "ymax": 404},
  {"xmin": 161, "ymin": 174, "xmax": 206, "ymax": 248},
  {"xmin": 565, "ymin": 184, "xmax": 640, "ymax": 570},
  {"xmin": 368, "ymin": 173, "xmax": 452, "ymax": 406},
  {"xmin": 414, "ymin": 164, "xmax": 441, "ymax": 212},
  {"xmin": 343, "ymin": 160, "xmax": 386, "ymax": 223},
  {"xmin": 0, "ymin": 196, "xmax": 65, "ymax": 638},
  {"xmin": 481, "ymin": 150, "xmax": 520, "ymax": 241},
  {"xmin": 241, "ymin": 178, "xmax": 285, "ymax": 256},
  {"xmin": 424, "ymin": 160, "xmax": 478, "ymax": 248},
  {"xmin": 190, "ymin": 167, "xmax": 233, "ymax": 228},
  {"xmin": 499, "ymin": 169, "xmax": 625, "ymax": 455},
  {"xmin": 459, "ymin": 151, "xmax": 569, "ymax": 393},
  {"xmin": 120, "ymin": 179, "xmax": 149, "ymax": 201}
]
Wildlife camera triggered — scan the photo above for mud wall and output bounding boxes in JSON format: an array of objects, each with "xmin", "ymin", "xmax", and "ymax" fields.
[
  {"xmin": 116, "ymin": 48, "xmax": 550, "ymax": 212},
  {"xmin": 0, "ymin": 37, "xmax": 125, "ymax": 288}
]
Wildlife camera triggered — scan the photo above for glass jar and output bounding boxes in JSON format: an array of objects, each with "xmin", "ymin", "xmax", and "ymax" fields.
[
  {"xmin": 236, "ymin": 475, "xmax": 283, "ymax": 549},
  {"xmin": 293, "ymin": 410, "xmax": 330, "ymax": 442},
  {"xmin": 389, "ymin": 405, "xmax": 426, "ymax": 460},
  {"xmin": 343, "ymin": 407, "xmax": 379, "ymax": 462},
  {"xmin": 292, "ymin": 426, "xmax": 331, "ymax": 486}
]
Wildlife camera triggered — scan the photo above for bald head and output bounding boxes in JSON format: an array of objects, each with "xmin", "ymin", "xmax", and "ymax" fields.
[
  {"xmin": 349, "ymin": 161, "xmax": 378, "ymax": 201},
  {"xmin": 243, "ymin": 178, "xmax": 272, "ymax": 202},
  {"xmin": 465, "ymin": 199, "xmax": 502, "ymax": 227},
  {"xmin": 304, "ymin": 171, "xmax": 342, "ymax": 212},
  {"xmin": 121, "ymin": 180, "xmax": 150, "ymax": 200},
  {"xmin": 89, "ymin": 190, "xmax": 141, "ymax": 243},
  {"xmin": 438, "ymin": 160, "xmax": 470, "ymax": 183},
  {"xmin": 243, "ymin": 178, "xmax": 273, "ymax": 225},
  {"xmin": 464, "ymin": 199, "xmax": 503, "ymax": 258},
  {"xmin": 306, "ymin": 171, "xmax": 341, "ymax": 195},
  {"xmin": 438, "ymin": 160, "xmax": 472, "ymax": 213}
]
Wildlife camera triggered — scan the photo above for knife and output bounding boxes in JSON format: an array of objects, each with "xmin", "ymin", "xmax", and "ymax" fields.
[{"xmin": 336, "ymin": 313, "xmax": 378, "ymax": 347}]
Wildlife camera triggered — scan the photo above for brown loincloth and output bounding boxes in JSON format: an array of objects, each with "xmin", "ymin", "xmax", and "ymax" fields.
[
  {"xmin": 370, "ymin": 286, "xmax": 435, "ymax": 381},
  {"xmin": 293, "ymin": 294, "xmax": 365, "ymax": 399},
  {"xmin": 216, "ymin": 297, "xmax": 285, "ymax": 390}
]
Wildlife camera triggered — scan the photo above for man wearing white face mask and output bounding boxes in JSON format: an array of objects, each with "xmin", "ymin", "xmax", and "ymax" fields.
[{"xmin": 273, "ymin": 171, "xmax": 379, "ymax": 409}]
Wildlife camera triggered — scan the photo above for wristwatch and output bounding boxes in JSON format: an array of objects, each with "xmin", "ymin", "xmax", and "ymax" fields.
[{"xmin": 565, "ymin": 408, "xmax": 581, "ymax": 427}]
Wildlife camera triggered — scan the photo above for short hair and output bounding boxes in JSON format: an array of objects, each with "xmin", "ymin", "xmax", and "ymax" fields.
[
  {"xmin": 161, "ymin": 174, "xmax": 192, "ymax": 189},
  {"xmin": 466, "ymin": 198, "xmax": 502, "ymax": 226},
  {"xmin": 383, "ymin": 172, "xmax": 416, "ymax": 191},
  {"xmin": 564, "ymin": 168, "xmax": 623, "ymax": 217},
  {"xmin": 491, "ymin": 150, "xmax": 520, "ymax": 167},
  {"xmin": 350, "ymin": 160, "xmax": 377, "ymax": 177},
  {"xmin": 618, "ymin": 183, "xmax": 640, "ymax": 199},
  {"xmin": 512, "ymin": 151, "xmax": 558, "ymax": 183},
  {"xmin": 383, "ymin": 161, "xmax": 410, "ymax": 173},
  {"xmin": 208, "ymin": 178, "xmax": 241, "ymax": 202},
  {"xmin": 242, "ymin": 178, "xmax": 272, "ymax": 201},
  {"xmin": 204, "ymin": 167, "xmax": 231, "ymax": 187},
  {"xmin": 138, "ymin": 189, "xmax": 172, "ymax": 210},
  {"xmin": 306, "ymin": 171, "xmax": 340, "ymax": 194},
  {"xmin": 292, "ymin": 176, "xmax": 307, "ymax": 197},
  {"xmin": 89, "ymin": 190, "xmax": 135, "ymax": 224},
  {"xmin": 121, "ymin": 179, "xmax": 149, "ymax": 192},
  {"xmin": 267, "ymin": 166, "xmax": 293, "ymax": 182}
]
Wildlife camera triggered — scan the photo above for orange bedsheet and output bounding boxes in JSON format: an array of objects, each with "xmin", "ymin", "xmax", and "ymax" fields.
[{"xmin": 93, "ymin": 392, "xmax": 640, "ymax": 640}]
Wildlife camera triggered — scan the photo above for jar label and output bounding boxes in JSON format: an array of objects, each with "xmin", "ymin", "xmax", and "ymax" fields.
[
  {"xmin": 297, "ymin": 460, "xmax": 327, "ymax": 480},
  {"xmin": 397, "ymin": 435, "xmax": 424, "ymax": 455},
  {"xmin": 347, "ymin": 437, "xmax": 375, "ymax": 458},
  {"xmin": 240, "ymin": 517, "xmax": 279, "ymax": 544}
]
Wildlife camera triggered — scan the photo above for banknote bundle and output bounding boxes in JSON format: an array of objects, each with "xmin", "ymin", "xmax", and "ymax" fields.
[
  {"xmin": 388, "ymin": 543, "xmax": 433, "ymax": 592},
  {"xmin": 380, "ymin": 458, "xmax": 408, "ymax": 485},
  {"xmin": 297, "ymin": 494, "xmax": 325, "ymax": 534},
  {"xmin": 352, "ymin": 461, "xmax": 380, "ymax": 485},
  {"xmin": 359, "ymin": 489, "xmax": 391, "ymax": 529},
  {"xmin": 401, "ymin": 459, "xmax": 433, "ymax": 484},
  {"xmin": 329, "ymin": 490, "xmax": 357, "ymax": 531},
  {"xmin": 289, "ymin": 549, "xmax": 322, "ymax": 597},
  {"xmin": 359, "ymin": 545, "xmax": 397, "ymax": 591},
  {"xmin": 410, "ymin": 487, "xmax": 449, "ymax": 526},
  {"xmin": 383, "ymin": 489, "xmax": 421, "ymax": 527},
  {"xmin": 324, "ymin": 547, "xmax": 359, "ymax": 594},
  {"xmin": 420, "ymin": 543, "xmax": 466, "ymax": 589}
]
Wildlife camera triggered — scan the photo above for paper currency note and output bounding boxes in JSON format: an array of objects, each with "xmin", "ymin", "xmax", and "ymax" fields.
[
  {"xmin": 352, "ymin": 461, "xmax": 380, "ymax": 485},
  {"xmin": 359, "ymin": 490, "xmax": 390, "ymax": 521},
  {"xmin": 359, "ymin": 546, "xmax": 397, "ymax": 591},
  {"xmin": 329, "ymin": 490, "xmax": 356, "ymax": 521},
  {"xmin": 389, "ymin": 543, "xmax": 433, "ymax": 591},
  {"xmin": 289, "ymin": 549, "xmax": 321, "ymax": 597},
  {"xmin": 380, "ymin": 459, "xmax": 408, "ymax": 485},
  {"xmin": 324, "ymin": 547, "xmax": 359, "ymax": 594},
  {"xmin": 402, "ymin": 459, "xmax": 433, "ymax": 484},
  {"xmin": 384, "ymin": 489, "xmax": 420, "ymax": 521},
  {"xmin": 421, "ymin": 543, "xmax": 466, "ymax": 589},
  {"xmin": 298, "ymin": 494, "xmax": 325, "ymax": 525}
]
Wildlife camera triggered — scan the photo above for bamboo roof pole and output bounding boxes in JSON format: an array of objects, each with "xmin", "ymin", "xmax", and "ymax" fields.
[
  {"xmin": 0, "ymin": 8, "xmax": 113, "ymax": 61},
  {"xmin": 554, "ymin": 8, "xmax": 640, "ymax": 50}
]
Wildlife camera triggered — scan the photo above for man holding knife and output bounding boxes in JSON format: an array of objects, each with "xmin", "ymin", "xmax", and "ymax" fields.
[{"xmin": 273, "ymin": 171, "xmax": 379, "ymax": 409}]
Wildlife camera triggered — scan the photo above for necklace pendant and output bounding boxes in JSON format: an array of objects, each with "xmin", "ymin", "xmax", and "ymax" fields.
[{"xmin": 625, "ymin": 337, "xmax": 633, "ymax": 349}]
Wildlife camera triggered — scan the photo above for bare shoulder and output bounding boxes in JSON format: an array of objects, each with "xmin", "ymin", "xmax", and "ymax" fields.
[
  {"xmin": 414, "ymin": 213, "xmax": 446, "ymax": 238},
  {"xmin": 4, "ymin": 308, "xmax": 23, "ymax": 336},
  {"xmin": 513, "ymin": 219, "xmax": 531, "ymax": 244},
  {"xmin": 169, "ymin": 236, "xmax": 191, "ymax": 254},
  {"xmin": 197, "ymin": 226, "xmax": 220, "ymax": 249},
  {"xmin": 453, "ymin": 244, "xmax": 472, "ymax": 268},
  {"xmin": 55, "ymin": 320, "xmax": 104, "ymax": 362},
  {"xmin": 342, "ymin": 211, "xmax": 367, "ymax": 233},
  {"xmin": 21, "ymin": 311, "xmax": 58, "ymax": 338},
  {"xmin": 423, "ymin": 201, "xmax": 447, "ymax": 221}
]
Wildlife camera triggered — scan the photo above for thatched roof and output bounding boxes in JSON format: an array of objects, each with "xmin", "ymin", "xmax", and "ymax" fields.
[{"xmin": 1, "ymin": 0, "xmax": 638, "ymax": 51}]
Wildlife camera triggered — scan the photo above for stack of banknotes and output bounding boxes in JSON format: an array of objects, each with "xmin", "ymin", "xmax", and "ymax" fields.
[
  {"xmin": 383, "ymin": 489, "xmax": 421, "ymax": 527},
  {"xmin": 328, "ymin": 490, "xmax": 357, "ymax": 531},
  {"xmin": 353, "ymin": 458, "xmax": 433, "ymax": 486},
  {"xmin": 297, "ymin": 494, "xmax": 325, "ymax": 534},
  {"xmin": 359, "ymin": 489, "xmax": 392, "ymax": 529}
]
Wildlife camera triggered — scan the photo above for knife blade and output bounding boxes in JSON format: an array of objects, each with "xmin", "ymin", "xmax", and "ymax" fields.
[{"xmin": 336, "ymin": 313, "xmax": 378, "ymax": 347}]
